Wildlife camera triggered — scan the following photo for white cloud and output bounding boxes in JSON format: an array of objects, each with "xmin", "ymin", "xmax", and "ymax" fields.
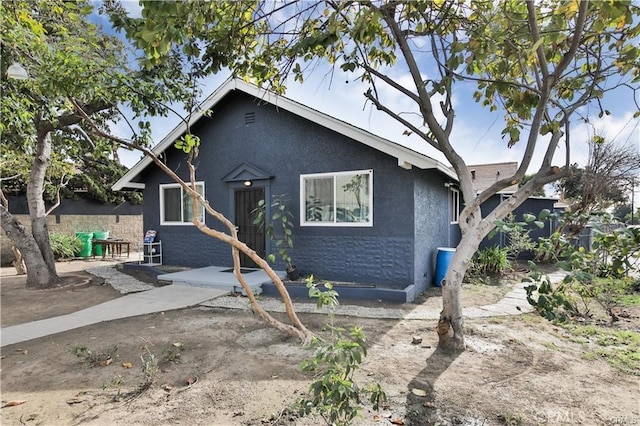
[{"xmin": 119, "ymin": 0, "xmax": 142, "ymax": 18}]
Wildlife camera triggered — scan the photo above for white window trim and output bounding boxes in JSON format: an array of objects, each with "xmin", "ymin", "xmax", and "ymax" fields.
[
  {"xmin": 449, "ymin": 187, "xmax": 460, "ymax": 224},
  {"xmin": 300, "ymin": 169, "xmax": 373, "ymax": 227},
  {"xmin": 160, "ymin": 182, "xmax": 205, "ymax": 226}
]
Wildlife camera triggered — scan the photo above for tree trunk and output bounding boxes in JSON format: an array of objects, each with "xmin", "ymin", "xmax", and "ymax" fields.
[
  {"xmin": 437, "ymin": 230, "xmax": 483, "ymax": 352},
  {"xmin": 1, "ymin": 206, "xmax": 54, "ymax": 288},
  {"xmin": 193, "ymin": 211, "xmax": 314, "ymax": 344},
  {"xmin": 27, "ymin": 128, "xmax": 59, "ymax": 283}
]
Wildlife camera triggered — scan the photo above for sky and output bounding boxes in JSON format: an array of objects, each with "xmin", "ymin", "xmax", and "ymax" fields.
[{"xmin": 102, "ymin": 1, "xmax": 640, "ymax": 200}]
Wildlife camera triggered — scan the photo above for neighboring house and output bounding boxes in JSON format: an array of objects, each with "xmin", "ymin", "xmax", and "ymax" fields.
[
  {"xmin": 113, "ymin": 78, "xmax": 461, "ymax": 301},
  {"xmin": 459, "ymin": 162, "xmax": 558, "ymax": 254},
  {"xmin": 467, "ymin": 161, "xmax": 519, "ymax": 193}
]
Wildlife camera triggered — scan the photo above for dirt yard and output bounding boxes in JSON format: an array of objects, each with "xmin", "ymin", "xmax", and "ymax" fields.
[{"xmin": 1, "ymin": 260, "xmax": 639, "ymax": 426}]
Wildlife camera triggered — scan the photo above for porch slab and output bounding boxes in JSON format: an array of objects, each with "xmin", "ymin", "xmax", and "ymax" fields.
[{"xmin": 157, "ymin": 266, "xmax": 285, "ymax": 295}]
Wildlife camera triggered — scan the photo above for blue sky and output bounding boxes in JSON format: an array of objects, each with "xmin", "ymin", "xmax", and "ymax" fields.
[{"xmin": 99, "ymin": 2, "xmax": 640, "ymax": 199}]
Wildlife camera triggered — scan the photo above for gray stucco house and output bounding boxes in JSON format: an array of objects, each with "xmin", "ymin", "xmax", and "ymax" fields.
[
  {"xmin": 114, "ymin": 78, "xmax": 463, "ymax": 302},
  {"xmin": 460, "ymin": 162, "xmax": 558, "ymax": 254}
]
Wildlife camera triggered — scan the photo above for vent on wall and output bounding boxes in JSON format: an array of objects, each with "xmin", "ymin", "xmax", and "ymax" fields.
[{"xmin": 244, "ymin": 112, "xmax": 256, "ymax": 125}]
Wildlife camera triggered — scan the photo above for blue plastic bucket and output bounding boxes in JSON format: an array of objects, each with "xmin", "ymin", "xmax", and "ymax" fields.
[{"xmin": 434, "ymin": 247, "xmax": 456, "ymax": 287}]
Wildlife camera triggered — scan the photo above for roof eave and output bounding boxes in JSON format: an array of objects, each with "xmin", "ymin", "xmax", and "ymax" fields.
[{"xmin": 112, "ymin": 78, "xmax": 458, "ymax": 190}]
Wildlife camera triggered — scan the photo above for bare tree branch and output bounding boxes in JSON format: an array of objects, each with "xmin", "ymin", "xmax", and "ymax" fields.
[{"xmin": 70, "ymin": 98, "xmax": 314, "ymax": 344}]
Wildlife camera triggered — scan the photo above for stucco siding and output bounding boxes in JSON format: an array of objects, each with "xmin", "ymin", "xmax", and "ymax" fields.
[
  {"xmin": 413, "ymin": 171, "xmax": 452, "ymax": 292},
  {"xmin": 294, "ymin": 236, "xmax": 413, "ymax": 286},
  {"xmin": 479, "ymin": 194, "xmax": 557, "ymax": 255},
  {"xmin": 141, "ymin": 92, "xmax": 437, "ymax": 285}
]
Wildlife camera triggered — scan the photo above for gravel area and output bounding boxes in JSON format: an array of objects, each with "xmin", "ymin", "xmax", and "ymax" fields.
[
  {"xmin": 86, "ymin": 265, "xmax": 155, "ymax": 294},
  {"xmin": 200, "ymin": 296, "xmax": 411, "ymax": 318}
]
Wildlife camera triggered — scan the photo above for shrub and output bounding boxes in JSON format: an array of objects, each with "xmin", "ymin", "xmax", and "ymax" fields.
[
  {"xmin": 468, "ymin": 245, "xmax": 511, "ymax": 277},
  {"xmin": 297, "ymin": 276, "xmax": 386, "ymax": 425},
  {"xmin": 50, "ymin": 233, "xmax": 83, "ymax": 259},
  {"xmin": 526, "ymin": 224, "xmax": 639, "ymax": 323},
  {"xmin": 523, "ymin": 262, "xmax": 577, "ymax": 322},
  {"xmin": 494, "ymin": 212, "xmax": 542, "ymax": 264}
]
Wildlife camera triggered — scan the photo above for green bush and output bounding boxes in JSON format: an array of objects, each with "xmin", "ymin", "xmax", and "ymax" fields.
[
  {"xmin": 468, "ymin": 245, "xmax": 511, "ymax": 277},
  {"xmin": 526, "ymin": 224, "xmax": 639, "ymax": 323},
  {"xmin": 49, "ymin": 233, "xmax": 83, "ymax": 259},
  {"xmin": 297, "ymin": 276, "xmax": 386, "ymax": 425}
]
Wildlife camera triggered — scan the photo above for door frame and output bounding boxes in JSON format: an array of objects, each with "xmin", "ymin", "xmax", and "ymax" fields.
[{"xmin": 228, "ymin": 180, "xmax": 271, "ymax": 266}]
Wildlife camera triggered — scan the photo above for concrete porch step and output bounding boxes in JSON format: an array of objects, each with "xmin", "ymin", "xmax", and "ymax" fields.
[{"xmin": 157, "ymin": 266, "xmax": 285, "ymax": 296}]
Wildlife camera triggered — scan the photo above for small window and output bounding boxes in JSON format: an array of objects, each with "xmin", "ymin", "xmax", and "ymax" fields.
[
  {"xmin": 449, "ymin": 187, "xmax": 460, "ymax": 223},
  {"xmin": 301, "ymin": 170, "xmax": 373, "ymax": 227},
  {"xmin": 160, "ymin": 182, "xmax": 205, "ymax": 225}
]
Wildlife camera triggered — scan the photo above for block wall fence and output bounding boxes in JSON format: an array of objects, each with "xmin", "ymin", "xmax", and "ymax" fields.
[
  {"xmin": 2, "ymin": 195, "xmax": 144, "ymax": 265},
  {"xmin": 2, "ymin": 214, "xmax": 142, "ymax": 266}
]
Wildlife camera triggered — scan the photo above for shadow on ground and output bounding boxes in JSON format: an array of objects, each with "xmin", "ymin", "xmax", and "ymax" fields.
[{"xmin": 406, "ymin": 348, "xmax": 461, "ymax": 424}]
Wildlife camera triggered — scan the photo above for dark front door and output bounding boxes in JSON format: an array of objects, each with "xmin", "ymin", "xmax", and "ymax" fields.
[{"xmin": 235, "ymin": 188, "xmax": 265, "ymax": 268}]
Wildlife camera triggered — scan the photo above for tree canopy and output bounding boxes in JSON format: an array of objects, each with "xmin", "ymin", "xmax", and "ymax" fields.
[
  {"xmin": 101, "ymin": 0, "xmax": 640, "ymax": 352},
  {"xmin": 0, "ymin": 0, "xmax": 201, "ymax": 288}
]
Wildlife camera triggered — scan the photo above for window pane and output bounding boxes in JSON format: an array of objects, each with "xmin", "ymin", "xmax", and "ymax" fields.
[
  {"xmin": 304, "ymin": 177, "xmax": 333, "ymax": 222},
  {"xmin": 182, "ymin": 184, "xmax": 204, "ymax": 222},
  {"xmin": 182, "ymin": 190, "xmax": 194, "ymax": 222},
  {"xmin": 337, "ymin": 173, "xmax": 370, "ymax": 223},
  {"xmin": 449, "ymin": 189, "xmax": 459, "ymax": 222},
  {"xmin": 195, "ymin": 184, "xmax": 205, "ymax": 222},
  {"xmin": 163, "ymin": 187, "xmax": 181, "ymax": 222}
]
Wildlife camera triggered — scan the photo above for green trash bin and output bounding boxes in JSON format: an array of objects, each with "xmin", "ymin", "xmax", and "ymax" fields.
[
  {"xmin": 75, "ymin": 232, "xmax": 94, "ymax": 257},
  {"xmin": 92, "ymin": 231, "xmax": 110, "ymax": 256}
]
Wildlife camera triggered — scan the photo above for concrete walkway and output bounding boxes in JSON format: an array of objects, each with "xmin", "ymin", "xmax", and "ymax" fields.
[
  {"xmin": 201, "ymin": 279, "xmax": 546, "ymax": 320},
  {"xmin": 1, "ymin": 285, "xmax": 227, "ymax": 347},
  {"xmin": 1, "ymin": 265, "xmax": 562, "ymax": 348}
]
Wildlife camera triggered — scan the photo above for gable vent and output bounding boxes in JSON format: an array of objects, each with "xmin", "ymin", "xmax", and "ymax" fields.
[{"xmin": 244, "ymin": 112, "xmax": 255, "ymax": 125}]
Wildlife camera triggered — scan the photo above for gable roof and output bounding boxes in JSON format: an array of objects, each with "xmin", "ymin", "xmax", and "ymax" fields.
[{"xmin": 113, "ymin": 78, "xmax": 457, "ymax": 190}]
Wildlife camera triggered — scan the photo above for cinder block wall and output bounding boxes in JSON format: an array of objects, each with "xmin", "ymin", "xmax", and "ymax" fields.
[{"xmin": 1, "ymin": 214, "xmax": 143, "ymax": 265}]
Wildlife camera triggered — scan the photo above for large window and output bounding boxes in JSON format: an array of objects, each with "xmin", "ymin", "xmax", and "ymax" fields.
[
  {"xmin": 449, "ymin": 187, "xmax": 460, "ymax": 223},
  {"xmin": 301, "ymin": 170, "xmax": 373, "ymax": 226},
  {"xmin": 160, "ymin": 182, "xmax": 205, "ymax": 225}
]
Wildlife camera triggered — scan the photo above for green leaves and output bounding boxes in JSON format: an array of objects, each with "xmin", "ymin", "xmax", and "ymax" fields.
[
  {"xmin": 523, "ymin": 262, "xmax": 576, "ymax": 322},
  {"xmin": 252, "ymin": 194, "xmax": 295, "ymax": 268},
  {"xmin": 174, "ymin": 133, "xmax": 200, "ymax": 154},
  {"xmin": 299, "ymin": 279, "xmax": 386, "ymax": 424},
  {"xmin": 527, "ymin": 213, "xmax": 640, "ymax": 324},
  {"xmin": 1, "ymin": 0, "xmax": 201, "ymax": 209}
]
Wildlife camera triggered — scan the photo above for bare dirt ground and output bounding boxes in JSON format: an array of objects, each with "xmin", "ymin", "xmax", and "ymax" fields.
[{"xmin": 1, "ymin": 260, "xmax": 639, "ymax": 426}]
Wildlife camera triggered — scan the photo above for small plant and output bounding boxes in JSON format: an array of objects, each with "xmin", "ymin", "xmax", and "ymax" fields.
[
  {"xmin": 72, "ymin": 344, "xmax": 119, "ymax": 367},
  {"xmin": 139, "ymin": 341, "xmax": 159, "ymax": 389},
  {"xmin": 492, "ymin": 211, "xmax": 546, "ymax": 269},
  {"xmin": 533, "ymin": 210, "xmax": 589, "ymax": 264},
  {"xmin": 467, "ymin": 245, "xmax": 511, "ymax": 278},
  {"xmin": 592, "ymin": 226, "xmax": 640, "ymax": 278},
  {"xmin": 253, "ymin": 194, "xmax": 299, "ymax": 279},
  {"xmin": 102, "ymin": 375, "xmax": 125, "ymax": 400},
  {"xmin": 503, "ymin": 213, "xmax": 537, "ymax": 267},
  {"xmin": 522, "ymin": 262, "xmax": 576, "ymax": 322},
  {"xmin": 50, "ymin": 233, "xmax": 83, "ymax": 259},
  {"xmin": 554, "ymin": 226, "xmax": 637, "ymax": 322},
  {"xmin": 160, "ymin": 342, "xmax": 185, "ymax": 364},
  {"xmin": 297, "ymin": 276, "xmax": 386, "ymax": 425}
]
